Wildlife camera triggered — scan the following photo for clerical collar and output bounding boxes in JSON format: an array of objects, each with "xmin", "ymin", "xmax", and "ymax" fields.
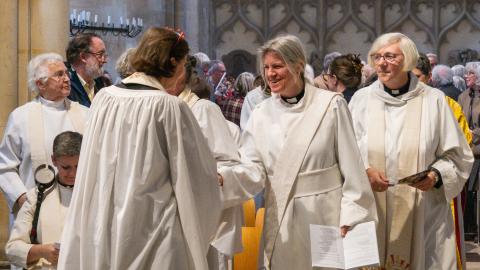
[
  {"xmin": 384, "ymin": 76, "xmax": 410, "ymax": 97},
  {"xmin": 57, "ymin": 176, "xmax": 74, "ymax": 189},
  {"xmin": 281, "ymin": 88, "xmax": 305, "ymax": 104}
]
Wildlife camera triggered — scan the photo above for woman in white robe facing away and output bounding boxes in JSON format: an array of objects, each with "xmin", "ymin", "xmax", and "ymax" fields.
[
  {"xmin": 218, "ymin": 34, "xmax": 377, "ymax": 270},
  {"xmin": 57, "ymin": 27, "xmax": 222, "ymax": 270}
]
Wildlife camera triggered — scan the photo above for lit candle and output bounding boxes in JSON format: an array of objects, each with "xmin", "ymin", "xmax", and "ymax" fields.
[
  {"xmin": 94, "ymin": 14, "xmax": 98, "ymax": 23},
  {"xmin": 73, "ymin": 9, "xmax": 77, "ymax": 20},
  {"xmin": 86, "ymin": 11, "xmax": 91, "ymax": 22},
  {"xmin": 81, "ymin": 10, "xmax": 86, "ymax": 22},
  {"xmin": 139, "ymin": 18, "xmax": 143, "ymax": 27},
  {"xmin": 107, "ymin": 16, "xmax": 111, "ymax": 25},
  {"xmin": 120, "ymin": 17, "xmax": 123, "ymax": 25},
  {"xmin": 126, "ymin": 18, "xmax": 130, "ymax": 26},
  {"xmin": 77, "ymin": 14, "xmax": 81, "ymax": 23},
  {"xmin": 70, "ymin": 13, "xmax": 74, "ymax": 22},
  {"xmin": 132, "ymin": 18, "xmax": 137, "ymax": 27}
]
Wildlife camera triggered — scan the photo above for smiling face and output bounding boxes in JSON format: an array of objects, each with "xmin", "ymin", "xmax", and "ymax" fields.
[
  {"xmin": 465, "ymin": 70, "xmax": 477, "ymax": 88},
  {"xmin": 371, "ymin": 43, "xmax": 409, "ymax": 88},
  {"xmin": 262, "ymin": 51, "xmax": 302, "ymax": 97}
]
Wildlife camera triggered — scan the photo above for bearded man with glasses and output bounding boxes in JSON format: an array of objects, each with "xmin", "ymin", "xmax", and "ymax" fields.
[
  {"xmin": 65, "ymin": 33, "xmax": 110, "ymax": 107},
  {"xmin": 349, "ymin": 33, "xmax": 473, "ymax": 269}
]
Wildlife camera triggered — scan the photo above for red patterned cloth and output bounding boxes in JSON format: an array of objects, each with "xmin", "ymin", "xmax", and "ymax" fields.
[{"xmin": 222, "ymin": 97, "xmax": 244, "ymax": 126}]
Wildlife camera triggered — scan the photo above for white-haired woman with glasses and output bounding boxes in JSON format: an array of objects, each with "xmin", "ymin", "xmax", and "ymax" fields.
[
  {"xmin": 0, "ymin": 53, "xmax": 87, "ymax": 228},
  {"xmin": 349, "ymin": 32, "xmax": 473, "ymax": 269},
  {"xmin": 218, "ymin": 34, "xmax": 377, "ymax": 269}
]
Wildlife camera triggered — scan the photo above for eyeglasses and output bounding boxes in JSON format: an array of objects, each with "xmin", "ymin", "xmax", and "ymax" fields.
[
  {"xmin": 370, "ymin": 53, "xmax": 403, "ymax": 64},
  {"xmin": 465, "ymin": 71, "xmax": 476, "ymax": 77},
  {"xmin": 86, "ymin": 50, "xmax": 108, "ymax": 60},
  {"xmin": 49, "ymin": 70, "xmax": 69, "ymax": 81}
]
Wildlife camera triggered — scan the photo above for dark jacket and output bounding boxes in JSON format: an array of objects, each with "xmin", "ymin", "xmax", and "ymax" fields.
[
  {"xmin": 66, "ymin": 63, "xmax": 108, "ymax": 107},
  {"xmin": 437, "ymin": 83, "xmax": 462, "ymax": 101}
]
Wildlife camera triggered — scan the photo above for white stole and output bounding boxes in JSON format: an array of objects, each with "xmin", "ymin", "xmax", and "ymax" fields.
[
  {"xmin": 367, "ymin": 80, "xmax": 424, "ymax": 268},
  {"xmin": 263, "ymin": 85, "xmax": 339, "ymax": 264}
]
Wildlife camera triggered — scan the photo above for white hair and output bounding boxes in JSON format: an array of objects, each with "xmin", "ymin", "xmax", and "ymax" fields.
[
  {"xmin": 323, "ymin": 52, "xmax": 341, "ymax": 72},
  {"xmin": 431, "ymin": 64, "xmax": 453, "ymax": 87},
  {"xmin": 466, "ymin": 61, "xmax": 480, "ymax": 86},
  {"xmin": 115, "ymin": 48, "xmax": 136, "ymax": 79},
  {"xmin": 234, "ymin": 72, "xmax": 255, "ymax": 97},
  {"xmin": 367, "ymin": 32, "xmax": 419, "ymax": 71},
  {"xmin": 453, "ymin": 75, "xmax": 467, "ymax": 92},
  {"xmin": 452, "ymin": 65, "xmax": 466, "ymax": 77},
  {"xmin": 28, "ymin": 53, "xmax": 64, "ymax": 94},
  {"xmin": 193, "ymin": 52, "xmax": 210, "ymax": 65},
  {"xmin": 258, "ymin": 34, "xmax": 311, "ymax": 85}
]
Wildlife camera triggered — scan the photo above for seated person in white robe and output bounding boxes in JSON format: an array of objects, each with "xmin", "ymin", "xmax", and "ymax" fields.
[
  {"xmin": 57, "ymin": 27, "xmax": 222, "ymax": 270},
  {"xmin": 0, "ymin": 53, "xmax": 87, "ymax": 217},
  {"xmin": 348, "ymin": 32, "xmax": 474, "ymax": 269},
  {"xmin": 218, "ymin": 34, "xmax": 377, "ymax": 270},
  {"xmin": 6, "ymin": 131, "xmax": 82, "ymax": 269}
]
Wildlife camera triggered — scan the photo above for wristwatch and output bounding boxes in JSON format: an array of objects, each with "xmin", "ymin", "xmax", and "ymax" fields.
[{"xmin": 430, "ymin": 168, "xmax": 443, "ymax": 189}]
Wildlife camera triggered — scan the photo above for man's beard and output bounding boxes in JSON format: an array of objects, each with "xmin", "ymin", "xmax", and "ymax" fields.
[{"xmin": 85, "ymin": 62, "xmax": 104, "ymax": 79}]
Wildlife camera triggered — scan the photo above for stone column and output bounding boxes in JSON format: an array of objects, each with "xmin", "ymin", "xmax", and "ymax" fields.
[{"xmin": 0, "ymin": 1, "xmax": 18, "ymax": 264}]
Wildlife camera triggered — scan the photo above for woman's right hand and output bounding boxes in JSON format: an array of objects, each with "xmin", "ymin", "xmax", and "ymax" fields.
[
  {"xmin": 366, "ymin": 167, "xmax": 389, "ymax": 192},
  {"xmin": 28, "ymin": 243, "xmax": 59, "ymax": 266}
]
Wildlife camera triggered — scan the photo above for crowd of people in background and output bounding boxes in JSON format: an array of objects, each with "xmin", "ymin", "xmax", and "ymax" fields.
[{"xmin": 0, "ymin": 26, "xmax": 479, "ymax": 270}]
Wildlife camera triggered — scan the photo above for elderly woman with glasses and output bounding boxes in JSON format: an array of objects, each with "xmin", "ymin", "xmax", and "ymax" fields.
[
  {"xmin": 349, "ymin": 32, "xmax": 473, "ymax": 269},
  {"xmin": 0, "ymin": 53, "xmax": 87, "ymax": 225},
  {"xmin": 218, "ymin": 34, "xmax": 377, "ymax": 269},
  {"xmin": 58, "ymin": 27, "xmax": 222, "ymax": 270}
]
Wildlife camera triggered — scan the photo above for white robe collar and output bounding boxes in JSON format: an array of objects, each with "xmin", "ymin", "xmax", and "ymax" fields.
[
  {"xmin": 37, "ymin": 96, "xmax": 68, "ymax": 110},
  {"xmin": 371, "ymin": 72, "xmax": 425, "ymax": 106},
  {"xmin": 121, "ymin": 72, "xmax": 166, "ymax": 91}
]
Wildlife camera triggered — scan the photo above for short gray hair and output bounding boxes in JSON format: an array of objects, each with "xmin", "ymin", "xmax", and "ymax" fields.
[
  {"xmin": 115, "ymin": 48, "xmax": 136, "ymax": 79},
  {"xmin": 28, "ymin": 53, "xmax": 64, "ymax": 94},
  {"xmin": 452, "ymin": 65, "xmax": 466, "ymax": 77},
  {"xmin": 367, "ymin": 32, "xmax": 419, "ymax": 71},
  {"xmin": 53, "ymin": 131, "xmax": 83, "ymax": 157},
  {"xmin": 234, "ymin": 72, "xmax": 255, "ymax": 97},
  {"xmin": 207, "ymin": 60, "xmax": 225, "ymax": 76},
  {"xmin": 453, "ymin": 75, "xmax": 466, "ymax": 92},
  {"xmin": 431, "ymin": 64, "xmax": 453, "ymax": 87},
  {"xmin": 466, "ymin": 61, "xmax": 480, "ymax": 86},
  {"xmin": 258, "ymin": 34, "xmax": 310, "ymax": 85},
  {"xmin": 323, "ymin": 52, "xmax": 341, "ymax": 72}
]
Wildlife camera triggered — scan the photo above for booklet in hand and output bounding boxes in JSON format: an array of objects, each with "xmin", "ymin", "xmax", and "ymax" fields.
[
  {"xmin": 397, "ymin": 170, "xmax": 430, "ymax": 185},
  {"xmin": 310, "ymin": 221, "xmax": 379, "ymax": 269}
]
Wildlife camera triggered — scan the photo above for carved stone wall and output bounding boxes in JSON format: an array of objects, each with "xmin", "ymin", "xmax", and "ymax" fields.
[{"xmin": 210, "ymin": 0, "xmax": 480, "ymax": 74}]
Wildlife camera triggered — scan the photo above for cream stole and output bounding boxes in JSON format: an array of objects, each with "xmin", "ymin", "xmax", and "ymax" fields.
[
  {"xmin": 178, "ymin": 87, "xmax": 200, "ymax": 108},
  {"xmin": 27, "ymin": 99, "xmax": 85, "ymax": 174},
  {"xmin": 263, "ymin": 85, "xmax": 339, "ymax": 264},
  {"xmin": 367, "ymin": 86, "xmax": 424, "ymax": 269}
]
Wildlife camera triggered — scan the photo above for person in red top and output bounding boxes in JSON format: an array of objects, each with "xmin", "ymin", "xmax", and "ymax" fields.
[{"xmin": 222, "ymin": 72, "xmax": 255, "ymax": 126}]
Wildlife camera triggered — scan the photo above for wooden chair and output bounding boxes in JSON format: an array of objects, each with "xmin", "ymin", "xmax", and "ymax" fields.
[
  {"xmin": 243, "ymin": 199, "xmax": 256, "ymax": 227},
  {"xmin": 234, "ymin": 207, "xmax": 265, "ymax": 270}
]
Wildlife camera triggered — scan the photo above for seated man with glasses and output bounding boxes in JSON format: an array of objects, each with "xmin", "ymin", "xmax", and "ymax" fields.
[
  {"xmin": 0, "ymin": 53, "xmax": 88, "ymax": 225},
  {"xmin": 349, "ymin": 32, "xmax": 473, "ymax": 269},
  {"xmin": 65, "ymin": 33, "xmax": 110, "ymax": 107}
]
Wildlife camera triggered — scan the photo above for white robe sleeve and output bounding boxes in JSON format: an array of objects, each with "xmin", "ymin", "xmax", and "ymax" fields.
[
  {"xmin": 348, "ymin": 91, "xmax": 371, "ymax": 170},
  {"xmin": 5, "ymin": 189, "xmax": 37, "ymax": 268},
  {"xmin": 218, "ymin": 114, "xmax": 266, "ymax": 209},
  {"xmin": 334, "ymin": 97, "xmax": 378, "ymax": 227},
  {"xmin": 0, "ymin": 111, "xmax": 28, "ymax": 208},
  {"xmin": 430, "ymin": 97, "xmax": 474, "ymax": 202}
]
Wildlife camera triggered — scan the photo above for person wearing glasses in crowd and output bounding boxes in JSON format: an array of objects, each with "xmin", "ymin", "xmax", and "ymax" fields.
[
  {"xmin": 322, "ymin": 53, "xmax": 363, "ymax": 103},
  {"xmin": 65, "ymin": 33, "xmax": 110, "ymax": 107},
  {"xmin": 0, "ymin": 53, "xmax": 87, "ymax": 224},
  {"xmin": 6, "ymin": 131, "xmax": 82, "ymax": 269},
  {"xmin": 218, "ymin": 34, "xmax": 377, "ymax": 269},
  {"xmin": 57, "ymin": 27, "xmax": 222, "ymax": 270},
  {"xmin": 458, "ymin": 62, "xmax": 480, "ymax": 242},
  {"xmin": 349, "ymin": 32, "xmax": 473, "ymax": 269}
]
